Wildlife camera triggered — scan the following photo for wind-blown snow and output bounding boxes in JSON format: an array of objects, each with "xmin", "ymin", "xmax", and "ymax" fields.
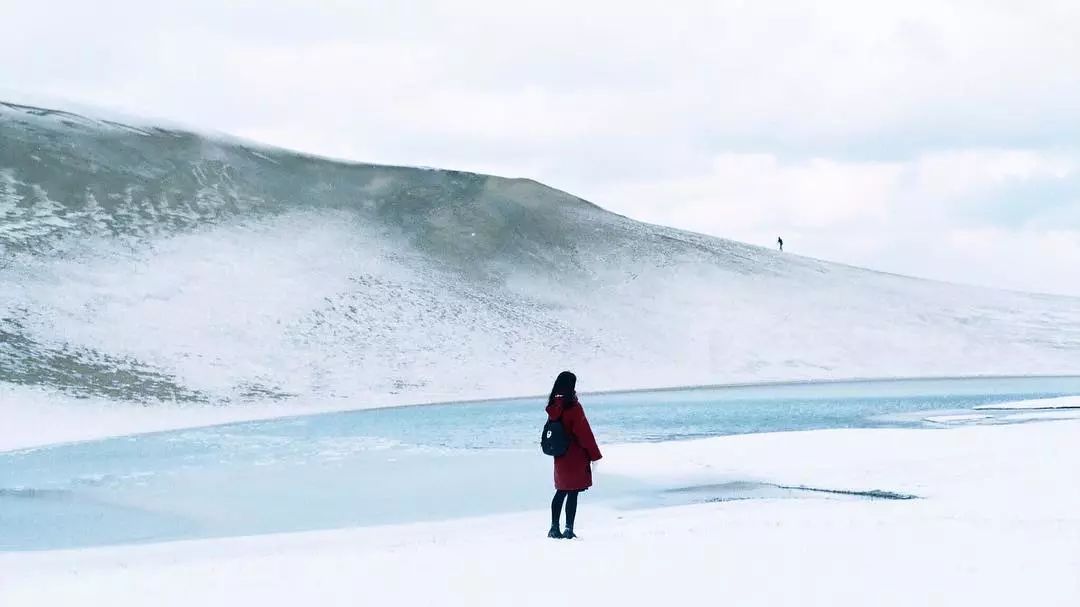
[
  {"xmin": 923, "ymin": 413, "xmax": 993, "ymax": 424},
  {"xmin": 3, "ymin": 420, "xmax": 1077, "ymax": 606}
]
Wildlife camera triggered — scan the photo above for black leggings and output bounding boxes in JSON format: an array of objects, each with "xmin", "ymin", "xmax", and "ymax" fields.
[{"xmin": 551, "ymin": 490, "xmax": 580, "ymax": 529}]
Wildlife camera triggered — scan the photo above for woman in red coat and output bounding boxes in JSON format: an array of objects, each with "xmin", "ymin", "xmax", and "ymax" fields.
[{"xmin": 546, "ymin": 371, "xmax": 602, "ymax": 539}]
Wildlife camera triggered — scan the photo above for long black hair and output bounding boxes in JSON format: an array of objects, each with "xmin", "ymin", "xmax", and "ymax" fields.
[{"xmin": 549, "ymin": 371, "xmax": 578, "ymax": 405}]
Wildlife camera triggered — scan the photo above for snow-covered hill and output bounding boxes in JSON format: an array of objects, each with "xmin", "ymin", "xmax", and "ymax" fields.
[{"xmin": 2, "ymin": 100, "xmax": 1080, "ymax": 411}]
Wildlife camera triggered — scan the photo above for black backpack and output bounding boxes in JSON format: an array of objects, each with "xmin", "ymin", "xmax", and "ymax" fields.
[{"xmin": 541, "ymin": 416, "xmax": 571, "ymax": 457}]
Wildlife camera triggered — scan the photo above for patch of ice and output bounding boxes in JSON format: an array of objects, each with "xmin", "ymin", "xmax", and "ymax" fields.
[{"xmin": 923, "ymin": 413, "xmax": 993, "ymax": 424}]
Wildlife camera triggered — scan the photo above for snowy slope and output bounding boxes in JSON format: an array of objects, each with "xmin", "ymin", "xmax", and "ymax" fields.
[{"xmin": 3, "ymin": 100, "xmax": 1080, "ymax": 416}]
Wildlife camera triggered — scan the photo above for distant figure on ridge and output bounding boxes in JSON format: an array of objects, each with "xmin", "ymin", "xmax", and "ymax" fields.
[
  {"xmin": 778, "ymin": 236, "xmax": 784, "ymax": 252},
  {"xmin": 540, "ymin": 371, "xmax": 602, "ymax": 539}
]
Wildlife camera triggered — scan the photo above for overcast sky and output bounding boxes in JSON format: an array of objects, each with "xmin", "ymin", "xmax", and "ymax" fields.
[{"xmin": 3, "ymin": 0, "xmax": 1079, "ymax": 295}]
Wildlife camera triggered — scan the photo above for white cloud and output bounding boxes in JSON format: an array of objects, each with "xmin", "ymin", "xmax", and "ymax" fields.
[
  {"xmin": 590, "ymin": 148, "xmax": 1080, "ymax": 295},
  {"xmin": 914, "ymin": 150, "xmax": 1077, "ymax": 200}
]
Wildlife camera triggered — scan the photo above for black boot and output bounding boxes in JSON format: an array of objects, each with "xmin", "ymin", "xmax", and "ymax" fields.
[
  {"xmin": 562, "ymin": 527, "xmax": 576, "ymax": 540},
  {"xmin": 548, "ymin": 525, "xmax": 564, "ymax": 539}
]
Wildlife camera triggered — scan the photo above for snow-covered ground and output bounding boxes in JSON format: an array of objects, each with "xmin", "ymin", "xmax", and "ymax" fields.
[
  {"xmin": 0, "ymin": 385, "xmax": 336, "ymax": 452},
  {"xmin": 3, "ymin": 419, "xmax": 1077, "ymax": 606},
  {"xmin": 974, "ymin": 395, "xmax": 1080, "ymax": 410}
]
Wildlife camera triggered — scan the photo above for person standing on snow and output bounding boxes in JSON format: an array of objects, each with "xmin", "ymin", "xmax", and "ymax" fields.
[
  {"xmin": 545, "ymin": 371, "xmax": 602, "ymax": 539},
  {"xmin": 778, "ymin": 236, "xmax": 784, "ymax": 251}
]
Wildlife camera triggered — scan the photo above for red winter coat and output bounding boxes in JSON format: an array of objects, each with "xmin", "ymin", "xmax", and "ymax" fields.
[{"xmin": 546, "ymin": 395, "xmax": 603, "ymax": 491}]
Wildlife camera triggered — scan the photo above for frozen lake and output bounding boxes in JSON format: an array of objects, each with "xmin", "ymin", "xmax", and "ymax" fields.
[{"xmin": 3, "ymin": 376, "xmax": 1079, "ymax": 551}]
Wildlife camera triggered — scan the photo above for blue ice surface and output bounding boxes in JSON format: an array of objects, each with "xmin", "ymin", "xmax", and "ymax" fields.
[{"xmin": 2, "ymin": 375, "xmax": 1079, "ymax": 551}]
